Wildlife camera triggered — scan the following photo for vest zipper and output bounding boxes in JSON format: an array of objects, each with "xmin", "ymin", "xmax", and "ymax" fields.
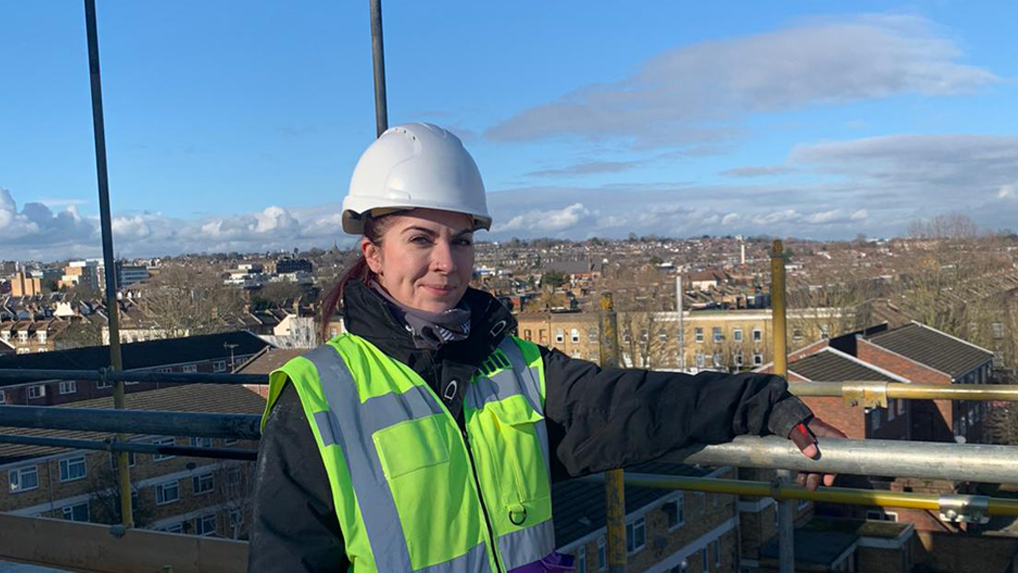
[
  {"xmin": 424, "ymin": 350, "xmax": 505, "ymax": 573},
  {"xmin": 460, "ymin": 424, "xmax": 506, "ymax": 573}
]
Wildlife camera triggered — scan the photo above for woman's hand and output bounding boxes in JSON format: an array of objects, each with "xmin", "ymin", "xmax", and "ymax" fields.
[{"xmin": 786, "ymin": 417, "xmax": 847, "ymax": 490}]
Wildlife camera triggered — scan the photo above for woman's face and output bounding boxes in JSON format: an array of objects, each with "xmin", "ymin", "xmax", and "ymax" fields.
[{"xmin": 362, "ymin": 209, "xmax": 475, "ymax": 313}]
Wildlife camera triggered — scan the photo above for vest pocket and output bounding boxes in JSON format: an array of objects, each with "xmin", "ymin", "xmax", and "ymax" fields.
[
  {"xmin": 373, "ymin": 415, "xmax": 450, "ymax": 479},
  {"xmin": 483, "ymin": 396, "xmax": 550, "ymax": 512}
]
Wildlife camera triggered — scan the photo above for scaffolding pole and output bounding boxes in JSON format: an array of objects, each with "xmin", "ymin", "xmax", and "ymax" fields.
[
  {"xmin": 788, "ymin": 381, "xmax": 1018, "ymax": 405},
  {"xmin": 770, "ymin": 239, "xmax": 793, "ymax": 573},
  {"xmin": 586, "ymin": 474, "xmax": 1018, "ymax": 520},
  {"xmin": 82, "ymin": 0, "xmax": 132, "ymax": 529},
  {"xmin": 0, "ymin": 406, "xmax": 261, "ymax": 440},
  {"xmin": 368, "ymin": 0, "xmax": 388, "ymax": 137},
  {"xmin": 599, "ymin": 292, "xmax": 627, "ymax": 573}
]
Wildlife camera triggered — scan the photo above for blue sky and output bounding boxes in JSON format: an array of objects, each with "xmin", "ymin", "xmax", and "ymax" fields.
[{"xmin": 2, "ymin": 1, "xmax": 1017, "ymax": 259}]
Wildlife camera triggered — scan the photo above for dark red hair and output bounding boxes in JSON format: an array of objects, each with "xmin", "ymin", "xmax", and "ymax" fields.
[{"xmin": 318, "ymin": 214, "xmax": 397, "ymax": 341}]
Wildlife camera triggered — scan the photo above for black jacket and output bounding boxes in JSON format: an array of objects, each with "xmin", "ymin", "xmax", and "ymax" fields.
[{"xmin": 247, "ymin": 281, "xmax": 812, "ymax": 572}]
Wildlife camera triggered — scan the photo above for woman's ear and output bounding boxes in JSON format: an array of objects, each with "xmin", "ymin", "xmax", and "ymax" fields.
[{"xmin": 361, "ymin": 237, "xmax": 383, "ymax": 275}]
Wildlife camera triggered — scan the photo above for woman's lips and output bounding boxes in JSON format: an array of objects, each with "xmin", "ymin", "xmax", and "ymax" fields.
[{"xmin": 422, "ymin": 284, "xmax": 457, "ymax": 295}]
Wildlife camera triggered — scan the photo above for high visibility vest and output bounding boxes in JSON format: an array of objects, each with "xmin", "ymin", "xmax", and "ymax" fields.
[{"xmin": 263, "ymin": 333, "xmax": 556, "ymax": 572}]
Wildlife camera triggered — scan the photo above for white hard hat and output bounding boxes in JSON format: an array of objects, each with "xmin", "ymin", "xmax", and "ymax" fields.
[{"xmin": 342, "ymin": 123, "xmax": 491, "ymax": 235}]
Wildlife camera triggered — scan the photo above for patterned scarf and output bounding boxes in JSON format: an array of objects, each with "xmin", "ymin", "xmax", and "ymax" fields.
[{"xmin": 370, "ymin": 282, "xmax": 472, "ymax": 350}]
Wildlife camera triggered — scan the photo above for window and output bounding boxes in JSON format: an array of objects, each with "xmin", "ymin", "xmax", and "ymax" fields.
[
  {"xmin": 59, "ymin": 381, "xmax": 77, "ymax": 395},
  {"xmin": 870, "ymin": 409, "xmax": 882, "ymax": 432},
  {"xmin": 588, "ymin": 329, "xmax": 598, "ymax": 343},
  {"xmin": 753, "ymin": 352, "xmax": 763, "ymax": 366},
  {"xmin": 59, "ymin": 456, "xmax": 87, "ymax": 482},
  {"xmin": 695, "ymin": 328, "xmax": 704, "ymax": 343},
  {"xmin": 671, "ymin": 563, "xmax": 689, "ymax": 573},
  {"xmin": 196, "ymin": 513, "xmax": 217, "ymax": 536},
  {"xmin": 733, "ymin": 328, "xmax": 743, "ymax": 343},
  {"xmin": 898, "ymin": 398, "xmax": 905, "ymax": 415},
  {"xmin": 227, "ymin": 467, "xmax": 243, "ymax": 495},
  {"xmin": 701, "ymin": 546, "xmax": 709, "ymax": 572},
  {"xmin": 182, "ymin": 364, "xmax": 198, "ymax": 373},
  {"xmin": 156, "ymin": 480, "xmax": 180, "ymax": 505},
  {"xmin": 576, "ymin": 547, "xmax": 587, "ymax": 573},
  {"xmin": 163, "ymin": 522, "xmax": 184, "ymax": 534},
  {"xmin": 0, "ymin": 390, "xmax": 5, "ymax": 404},
  {"xmin": 62, "ymin": 502, "xmax": 90, "ymax": 523},
  {"xmin": 626, "ymin": 517, "xmax": 646, "ymax": 554},
  {"xmin": 734, "ymin": 352, "xmax": 743, "ymax": 367},
  {"xmin": 190, "ymin": 436, "xmax": 213, "ymax": 448},
  {"xmin": 597, "ymin": 537, "xmax": 606, "ymax": 570},
  {"xmin": 193, "ymin": 472, "xmax": 215, "ymax": 495},
  {"xmin": 555, "ymin": 329, "xmax": 564, "ymax": 343},
  {"xmin": 695, "ymin": 352, "xmax": 705, "ymax": 368},
  {"xmin": 888, "ymin": 399, "xmax": 896, "ymax": 421},
  {"xmin": 712, "ymin": 327, "xmax": 723, "ymax": 343},
  {"xmin": 213, "ymin": 360, "xmax": 227, "ymax": 373},
  {"xmin": 9, "ymin": 466, "xmax": 39, "ymax": 493},
  {"xmin": 820, "ymin": 324, "xmax": 830, "ymax": 338},
  {"xmin": 153, "ymin": 437, "xmax": 177, "ymax": 461},
  {"xmin": 866, "ymin": 510, "xmax": 898, "ymax": 522},
  {"xmin": 28, "ymin": 385, "xmax": 46, "ymax": 399},
  {"xmin": 230, "ymin": 509, "xmax": 242, "ymax": 536},
  {"xmin": 712, "ymin": 539, "xmax": 721, "ymax": 566},
  {"xmin": 992, "ymin": 322, "xmax": 1005, "ymax": 339},
  {"xmin": 571, "ymin": 329, "xmax": 580, "ymax": 343},
  {"xmin": 524, "ymin": 329, "xmax": 532, "ymax": 341},
  {"xmin": 697, "ymin": 492, "xmax": 706, "ymax": 513},
  {"xmin": 664, "ymin": 495, "xmax": 685, "ymax": 529},
  {"xmin": 712, "ymin": 352, "xmax": 723, "ymax": 368},
  {"xmin": 96, "ymin": 379, "xmax": 112, "ymax": 389},
  {"xmin": 658, "ymin": 329, "xmax": 668, "ymax": 343},
  {"xmin": 792, "ymin": 328, "xmax": 803, "ymax": 342},
  {"xmin": 752, "ymin": 328, "xmax": 762, "ymax": 342}
]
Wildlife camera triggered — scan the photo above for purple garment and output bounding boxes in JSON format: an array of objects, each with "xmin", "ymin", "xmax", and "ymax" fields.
[{"xmin": 508, "ymin": 552, "xmax": 575, "ymax": 572}]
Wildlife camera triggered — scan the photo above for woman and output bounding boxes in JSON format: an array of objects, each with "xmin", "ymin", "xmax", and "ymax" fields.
[{"xmin": 248, "ymin": 123, "xmax": 843, "ymax": 572}]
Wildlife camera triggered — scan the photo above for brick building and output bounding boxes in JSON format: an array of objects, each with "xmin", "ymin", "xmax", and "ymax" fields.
[
  {"xmin": 0, "ymin": 384, "xmax": 262, "ymax": 538},
  {"xmin": 0, "ymin": 331, "xmax": 268, "ymax": 406}
]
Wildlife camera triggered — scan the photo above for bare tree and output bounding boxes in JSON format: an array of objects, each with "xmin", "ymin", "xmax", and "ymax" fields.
[{"xmin": 140, "ymin": 266, "xmax": 244, "ymax": 338}]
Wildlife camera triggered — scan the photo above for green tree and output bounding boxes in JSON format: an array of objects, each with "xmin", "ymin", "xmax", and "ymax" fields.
[{"xmin": 542, "ymin": 270, "xmax": 567, "ymax": 290}]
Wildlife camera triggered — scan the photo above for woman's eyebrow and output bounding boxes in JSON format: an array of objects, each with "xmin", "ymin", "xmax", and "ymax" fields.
[{"xmin": 401, "ymin": 226, "xmax": 473, "ymax": 237}]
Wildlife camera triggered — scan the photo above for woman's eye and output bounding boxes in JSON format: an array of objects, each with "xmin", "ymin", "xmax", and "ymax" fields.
[
  {"xmin": 455, "ymin": 238, "xmax": 473, "ymax": 246},
  {"xmin": 410, "ymin": 236, "xmax": 432, "ymax": 245}
]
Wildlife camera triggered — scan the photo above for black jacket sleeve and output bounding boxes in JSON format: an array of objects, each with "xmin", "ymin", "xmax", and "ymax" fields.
[
  {"xmin": 247, "ymin": 382, "xmax": 350, "ymax": 572},
  {"xmin": 540, "ymin": 347, "xmax": 813, "ymax": 480}
]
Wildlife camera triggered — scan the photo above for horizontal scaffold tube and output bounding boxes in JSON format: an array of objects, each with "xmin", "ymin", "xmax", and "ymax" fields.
[
  {"xmin": 664, "ymin": 436, "xmax": 1018, "ymax": 485},
  {"xmin": 581, "ymin": 474, "xmax": 1018, "ymax": 517},
  {"xmin": 788, "ymin": 381, "xmax": 1018, "ymax": 402},
  {"xmin": 0, "ymin": 434, "xmax": 257, "ymax": 461},
  {"xmin": 0, "ymin": 405, "xmax": 262, "ymax": 440},
  {"xmin": 0, "ymin": 369, "xmax": 268, "ymax": 385}
]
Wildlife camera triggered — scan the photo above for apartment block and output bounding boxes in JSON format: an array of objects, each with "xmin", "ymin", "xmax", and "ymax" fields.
[{"xmin": 0, "ymin": 384, "xmax": 262, "ymax": 539}]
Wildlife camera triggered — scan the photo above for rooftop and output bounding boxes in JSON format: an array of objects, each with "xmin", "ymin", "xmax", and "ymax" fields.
[
  {"xmin": 0, "ymin": 331, "xmax": 270, "ymax": 386},
  {"xmin": 866, "ymin": 322, "xmax": 993, "ymax": 379},
  {"xmin": 790, "ymin": 348, "xmax": 899, "ymax": 383}
]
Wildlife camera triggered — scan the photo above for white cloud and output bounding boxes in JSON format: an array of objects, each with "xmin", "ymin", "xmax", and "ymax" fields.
[
  {"xmin": 999, "ymin": 184, "xmax": 1016, "ymax": 200},
  {"xmin": 493, "ymin": 203, "xmax": 593, "ymax": 234},
  {"xmin": 486, "ymin": 15, "xmax": 995, "ymax": 148}
]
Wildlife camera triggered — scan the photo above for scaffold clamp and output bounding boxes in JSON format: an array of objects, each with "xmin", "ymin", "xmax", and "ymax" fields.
[
  {"xmin": 939, "ymin": 494, "xmax": 990, "ymax": 524},
  {"xmin": 842, "ymin": 381, "xmax": 888, "ymax": 409}
]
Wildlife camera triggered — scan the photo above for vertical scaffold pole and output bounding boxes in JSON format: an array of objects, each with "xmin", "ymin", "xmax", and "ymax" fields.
[
  {"xmin": 368, "ymin": 0, "xmax": 388, "ymax": 137},
  {"xmin": 599, "ymin": 293, "xmax": 627, "ymax": 573},
  {"xmin": 771, "ymin": 240, "xmax": 793, "ymax": 573},
  {"xmin": 83, "ymin": 0, "xmax": 131, "ymax": 528}
]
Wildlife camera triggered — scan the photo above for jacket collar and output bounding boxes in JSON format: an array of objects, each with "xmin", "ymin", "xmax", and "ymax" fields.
[{"xmin": 342, "ymin": 280, "xmax": 517, "ymax": 370}]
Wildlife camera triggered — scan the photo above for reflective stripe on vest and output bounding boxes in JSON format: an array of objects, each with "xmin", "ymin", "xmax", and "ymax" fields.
[{"xmin": 270, "ymin": 334, "xmax": 554, "ymax": 573}]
